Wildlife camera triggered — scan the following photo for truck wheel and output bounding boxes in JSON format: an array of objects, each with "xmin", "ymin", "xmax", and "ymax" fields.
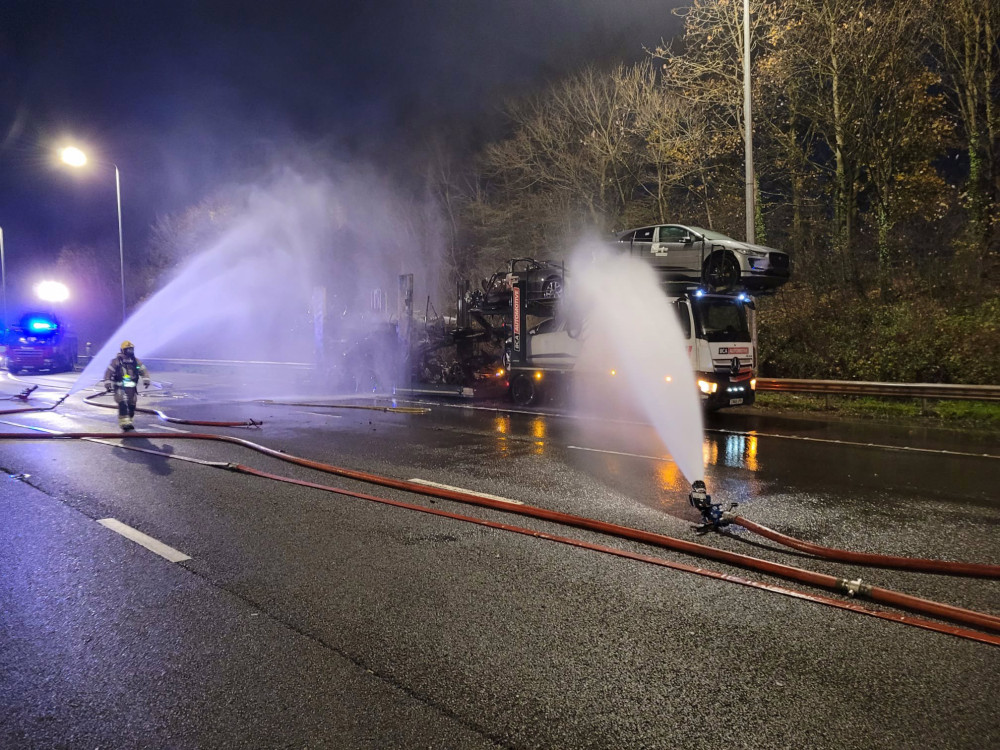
[
  {"xmin": 510, "ymin": 373, "xmax": 538, "ymax": 406},
  {"xmin": 704, "ymin": 252, "xmax": 741, "ymax": 290}
]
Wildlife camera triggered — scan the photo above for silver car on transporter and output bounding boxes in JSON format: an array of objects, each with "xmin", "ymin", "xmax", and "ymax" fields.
[{"xmin": 614, "ymin": 224, "xmax": 791, "ymax": 292}]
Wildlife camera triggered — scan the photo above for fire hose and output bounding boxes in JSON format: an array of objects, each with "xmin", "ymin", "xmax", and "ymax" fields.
[
  {"xmin": 83, "ymin": 390, "xmax": 261, "ymax": 428},
  {"xmin": 1, "ymin": 429, "xmax": 998, "ymax": 642},
  {"xmin": 0, "ymin": 393, "xmax": 68, "ymax": 415},
  {"xmin": 688, "ymin": 481, "xmax": 1000, "ymax": 578}
]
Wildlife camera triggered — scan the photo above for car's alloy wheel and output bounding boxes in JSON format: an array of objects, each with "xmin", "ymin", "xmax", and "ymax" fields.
[
  {"xmin": 704, "ymin": 252, "xmax": 741, "ymax": 290},
  {"xmin": 541, "ymin": 276, "xmax": 563, "ymax": 299}
]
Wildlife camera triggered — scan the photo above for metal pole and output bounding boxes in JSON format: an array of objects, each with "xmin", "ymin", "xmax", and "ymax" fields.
[
  {"xmin": 743, "ymin": 0, "xmax": 755, "ymax": 244},
  {"xmin": 114, "ymin": 165, "xmax": 126, "ymax": 323},
  {"xmin": 0, "ymin": 226, "xmax": 6, "ymax": 332}
]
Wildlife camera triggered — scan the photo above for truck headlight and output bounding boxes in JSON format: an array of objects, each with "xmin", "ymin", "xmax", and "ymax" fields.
[{"xmin": 697, "ymin": 379, "xmax": 718, "ymax": 394}]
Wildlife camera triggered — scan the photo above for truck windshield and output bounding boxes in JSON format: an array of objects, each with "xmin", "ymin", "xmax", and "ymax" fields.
[{"xmin": 692, "ymin": 298, "xmax": 750, "ymax": 341}]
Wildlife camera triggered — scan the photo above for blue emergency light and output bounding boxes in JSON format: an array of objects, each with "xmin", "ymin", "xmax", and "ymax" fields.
[{"xmin": 25, "ymin": 316, "xmax": 58, "ymax": 332}]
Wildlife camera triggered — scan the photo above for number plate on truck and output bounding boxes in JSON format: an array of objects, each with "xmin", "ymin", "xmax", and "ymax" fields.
[{"xmin": 729, "ymin": 398, "xmax": 743, "ymax": 405}]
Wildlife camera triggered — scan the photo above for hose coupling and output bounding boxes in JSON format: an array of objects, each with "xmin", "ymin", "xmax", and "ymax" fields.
[
  {"xmin": 838, "ymin": 578, "xmax": 872, "ymax": 598},
  {"xmin": 689, "ymin": 480, "xmax": 737, "ymax": 531}
]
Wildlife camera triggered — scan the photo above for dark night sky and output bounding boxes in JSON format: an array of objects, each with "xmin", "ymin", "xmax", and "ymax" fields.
[{"xmin": 0, "ymin": 0, "xmax": 682, "ymax": 292}]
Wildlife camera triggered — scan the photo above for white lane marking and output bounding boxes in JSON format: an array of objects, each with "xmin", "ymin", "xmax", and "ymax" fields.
[
  {"xmin": 90, "ymin": 439, "xmax": 230, "ymax": 466},
  {"xmin": 703, "ymin": 427, "xmax": 1000, "ymax": 460},
  {"xmin": 568, "ymin": 445, "xmax": 676, "ymax": 463},
  {"xmin": 407, "ymin": 478, "xmax": 525, "ymax": 505},
  {"xmin": 294, "ymin": 410, "xmax": 343, "ymax": 419},
  {"xmin": 97, "ymin": 518, "xmax": 191, "ymax": 562},
  {"xmin": 0, "ymin": 419, "xmax": 61, "ymax": 433},
  {"xmin": 391, "ymin": 398, "xmax": 1000, "ymax": 460},
  {"xmin": 153, "ymin": 424, "xmax": 191, "ymax": 433}
]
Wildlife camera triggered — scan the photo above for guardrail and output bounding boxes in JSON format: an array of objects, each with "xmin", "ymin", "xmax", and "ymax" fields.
[{"xmin": 757, "ymin": 378, "xmax": 1000, "ymax": 403}]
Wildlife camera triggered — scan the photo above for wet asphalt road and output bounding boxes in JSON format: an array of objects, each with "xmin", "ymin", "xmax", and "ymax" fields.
[{"xmin": 1, "ymin": 368, "xmax": 998, "ymax": 749}]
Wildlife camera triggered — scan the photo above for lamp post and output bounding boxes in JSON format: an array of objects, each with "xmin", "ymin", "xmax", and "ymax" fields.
[
  {"xmin": 59, "ymin": 146, "xmax": 127, "ymax": 324},
  {"xmin": 0, "ymin": 225, "xmax": 6, "ymax": 333},
  {"xmin": 742, "ymin": 0, "xmax": 755, "ymax": 245}
]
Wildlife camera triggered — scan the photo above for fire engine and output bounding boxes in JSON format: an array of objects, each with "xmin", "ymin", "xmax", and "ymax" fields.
[{"xmin": 3, "ymin": 312, "xmax": 79, "ymax": 374}]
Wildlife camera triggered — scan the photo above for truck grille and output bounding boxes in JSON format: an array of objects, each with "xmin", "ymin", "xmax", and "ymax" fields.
[{"xmin": 11, "ymin": 351, "xmax": 45, "ymax": 365}]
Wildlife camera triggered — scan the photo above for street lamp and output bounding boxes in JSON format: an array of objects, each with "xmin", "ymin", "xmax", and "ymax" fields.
[
  {"xmin": 36, "ymin": 280, "xmax": 70, "ymax": 303},
  {"xmin": 59, "ymin": 146, "xmax": 127, "ymax": 324}
]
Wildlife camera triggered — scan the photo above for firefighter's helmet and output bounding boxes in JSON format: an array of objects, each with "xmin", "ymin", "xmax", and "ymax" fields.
[{"xmin": 120, "ymin": 340, "xmax": 134, "ymax": 352}]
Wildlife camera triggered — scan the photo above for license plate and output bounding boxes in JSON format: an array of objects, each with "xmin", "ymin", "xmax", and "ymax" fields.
[{"xmin": 729, "ymin": 398, "xmax": 744, "ymax": 405}]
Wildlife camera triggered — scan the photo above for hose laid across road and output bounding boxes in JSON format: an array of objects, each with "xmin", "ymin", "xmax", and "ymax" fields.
[
  {"xmin": 723, "ymin": 513, "xmax": 1000, "ymax": 579},
  {"xmin": 230, "ymin": 462, "xmax": 1000, "ymax": 648},
  {"xmin": 1, "ymin": 428, "xmax": 998, "ymax": 641},
  {"xmin": 0, "ymin": 394, "xmax": 68, "ymax": 416},
  {"xmin": 83, "ymin": 391, "xmax": 261, "ymax": 427}
]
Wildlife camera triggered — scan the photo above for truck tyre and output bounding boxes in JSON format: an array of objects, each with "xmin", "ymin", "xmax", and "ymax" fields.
[
  {"xmin": 510, "ymin": 373, "xmax": 538, "ymax": 406},
  {"xmin": 704, "ymin": 252, "xmax": 740, "ymax": 290}
]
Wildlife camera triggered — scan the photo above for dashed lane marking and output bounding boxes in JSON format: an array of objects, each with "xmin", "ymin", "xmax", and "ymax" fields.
[
  {"xmin": 567, "ymin": 445, "xmax": 676, "ymax": 463},
  {"xmin": 97, "ymin": 518, "xmax": 191, "ymax": 562}
]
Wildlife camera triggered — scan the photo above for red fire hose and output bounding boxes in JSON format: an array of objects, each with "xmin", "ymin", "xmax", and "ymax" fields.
[
  {"xmin": 723, "ymin": 513, "xmax": 1000, "ymax": 579},
  {"xmin": 83, "ymin": 391, "xmax": 260, "ymax": 428},
  {"xmin": 1, "ymin": 429, "xmax": 997, "ymax": 638}
]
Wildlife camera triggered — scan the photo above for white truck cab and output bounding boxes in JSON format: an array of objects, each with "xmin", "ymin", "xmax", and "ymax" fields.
[
  {"xmin": 671, "ymin": 290, "xmax": 756, "ymax": 410},
  {"xmin": 506, "ymin": 285, "xmax": 756, "ymax": 410}
]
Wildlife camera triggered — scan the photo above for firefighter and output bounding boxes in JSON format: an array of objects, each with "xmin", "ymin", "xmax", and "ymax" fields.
[{"xmin": 104, "ymin": 340, "xmax": 150, "ymax": 431}]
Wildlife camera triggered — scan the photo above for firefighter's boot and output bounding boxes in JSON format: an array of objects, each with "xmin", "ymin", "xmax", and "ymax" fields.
[{"xmin": 118, "ymin": 414, "xmax": 134, "ymax": 431}]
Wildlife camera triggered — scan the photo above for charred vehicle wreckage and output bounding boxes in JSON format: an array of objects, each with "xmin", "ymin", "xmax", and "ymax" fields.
[{"xmin": 322, "ymin": 247, "xmax": 789, "ymax": 410}]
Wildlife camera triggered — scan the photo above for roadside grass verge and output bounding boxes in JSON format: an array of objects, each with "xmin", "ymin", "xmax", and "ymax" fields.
[{"xmin": 754, "ymin": 392, "xmax": 1000, "ymax": 430}]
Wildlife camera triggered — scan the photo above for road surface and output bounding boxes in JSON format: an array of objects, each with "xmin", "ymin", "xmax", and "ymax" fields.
[{"xmin": 1, "ymin": 368, "xmax": 997, "ymax": 749}]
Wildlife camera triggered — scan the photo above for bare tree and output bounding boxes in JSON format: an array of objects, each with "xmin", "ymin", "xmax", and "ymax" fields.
[
  {"xmin": 652, "ymin": 0, "xmax": 785, "ymax": 235},
  {"xmin": 620, "ymin": 61, "xmax": 718, "ymax": 225},
  {"xmin": 485, "ymin": 65, "xmax": 644, "ymax": 230}
]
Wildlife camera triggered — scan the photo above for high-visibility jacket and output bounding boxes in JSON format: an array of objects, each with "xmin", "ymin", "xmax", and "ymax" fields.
[{"xmin": 104, "ymin": 354, "xmax": 149, "ymax": 391}]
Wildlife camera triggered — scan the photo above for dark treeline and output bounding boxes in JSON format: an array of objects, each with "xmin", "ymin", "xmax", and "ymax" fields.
[{"xmin": 430, "ymin": 0, "xmax": 1000, "ymax": 384}]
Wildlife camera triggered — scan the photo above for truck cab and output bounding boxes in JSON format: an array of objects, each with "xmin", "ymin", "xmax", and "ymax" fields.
[
  {"xmin": 503, "ymin": 270, "xmax": 756, "ymax": 409},
  {"xmin": 671, "ymin": 290, "xmax": 756, "ymax": 410}
]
